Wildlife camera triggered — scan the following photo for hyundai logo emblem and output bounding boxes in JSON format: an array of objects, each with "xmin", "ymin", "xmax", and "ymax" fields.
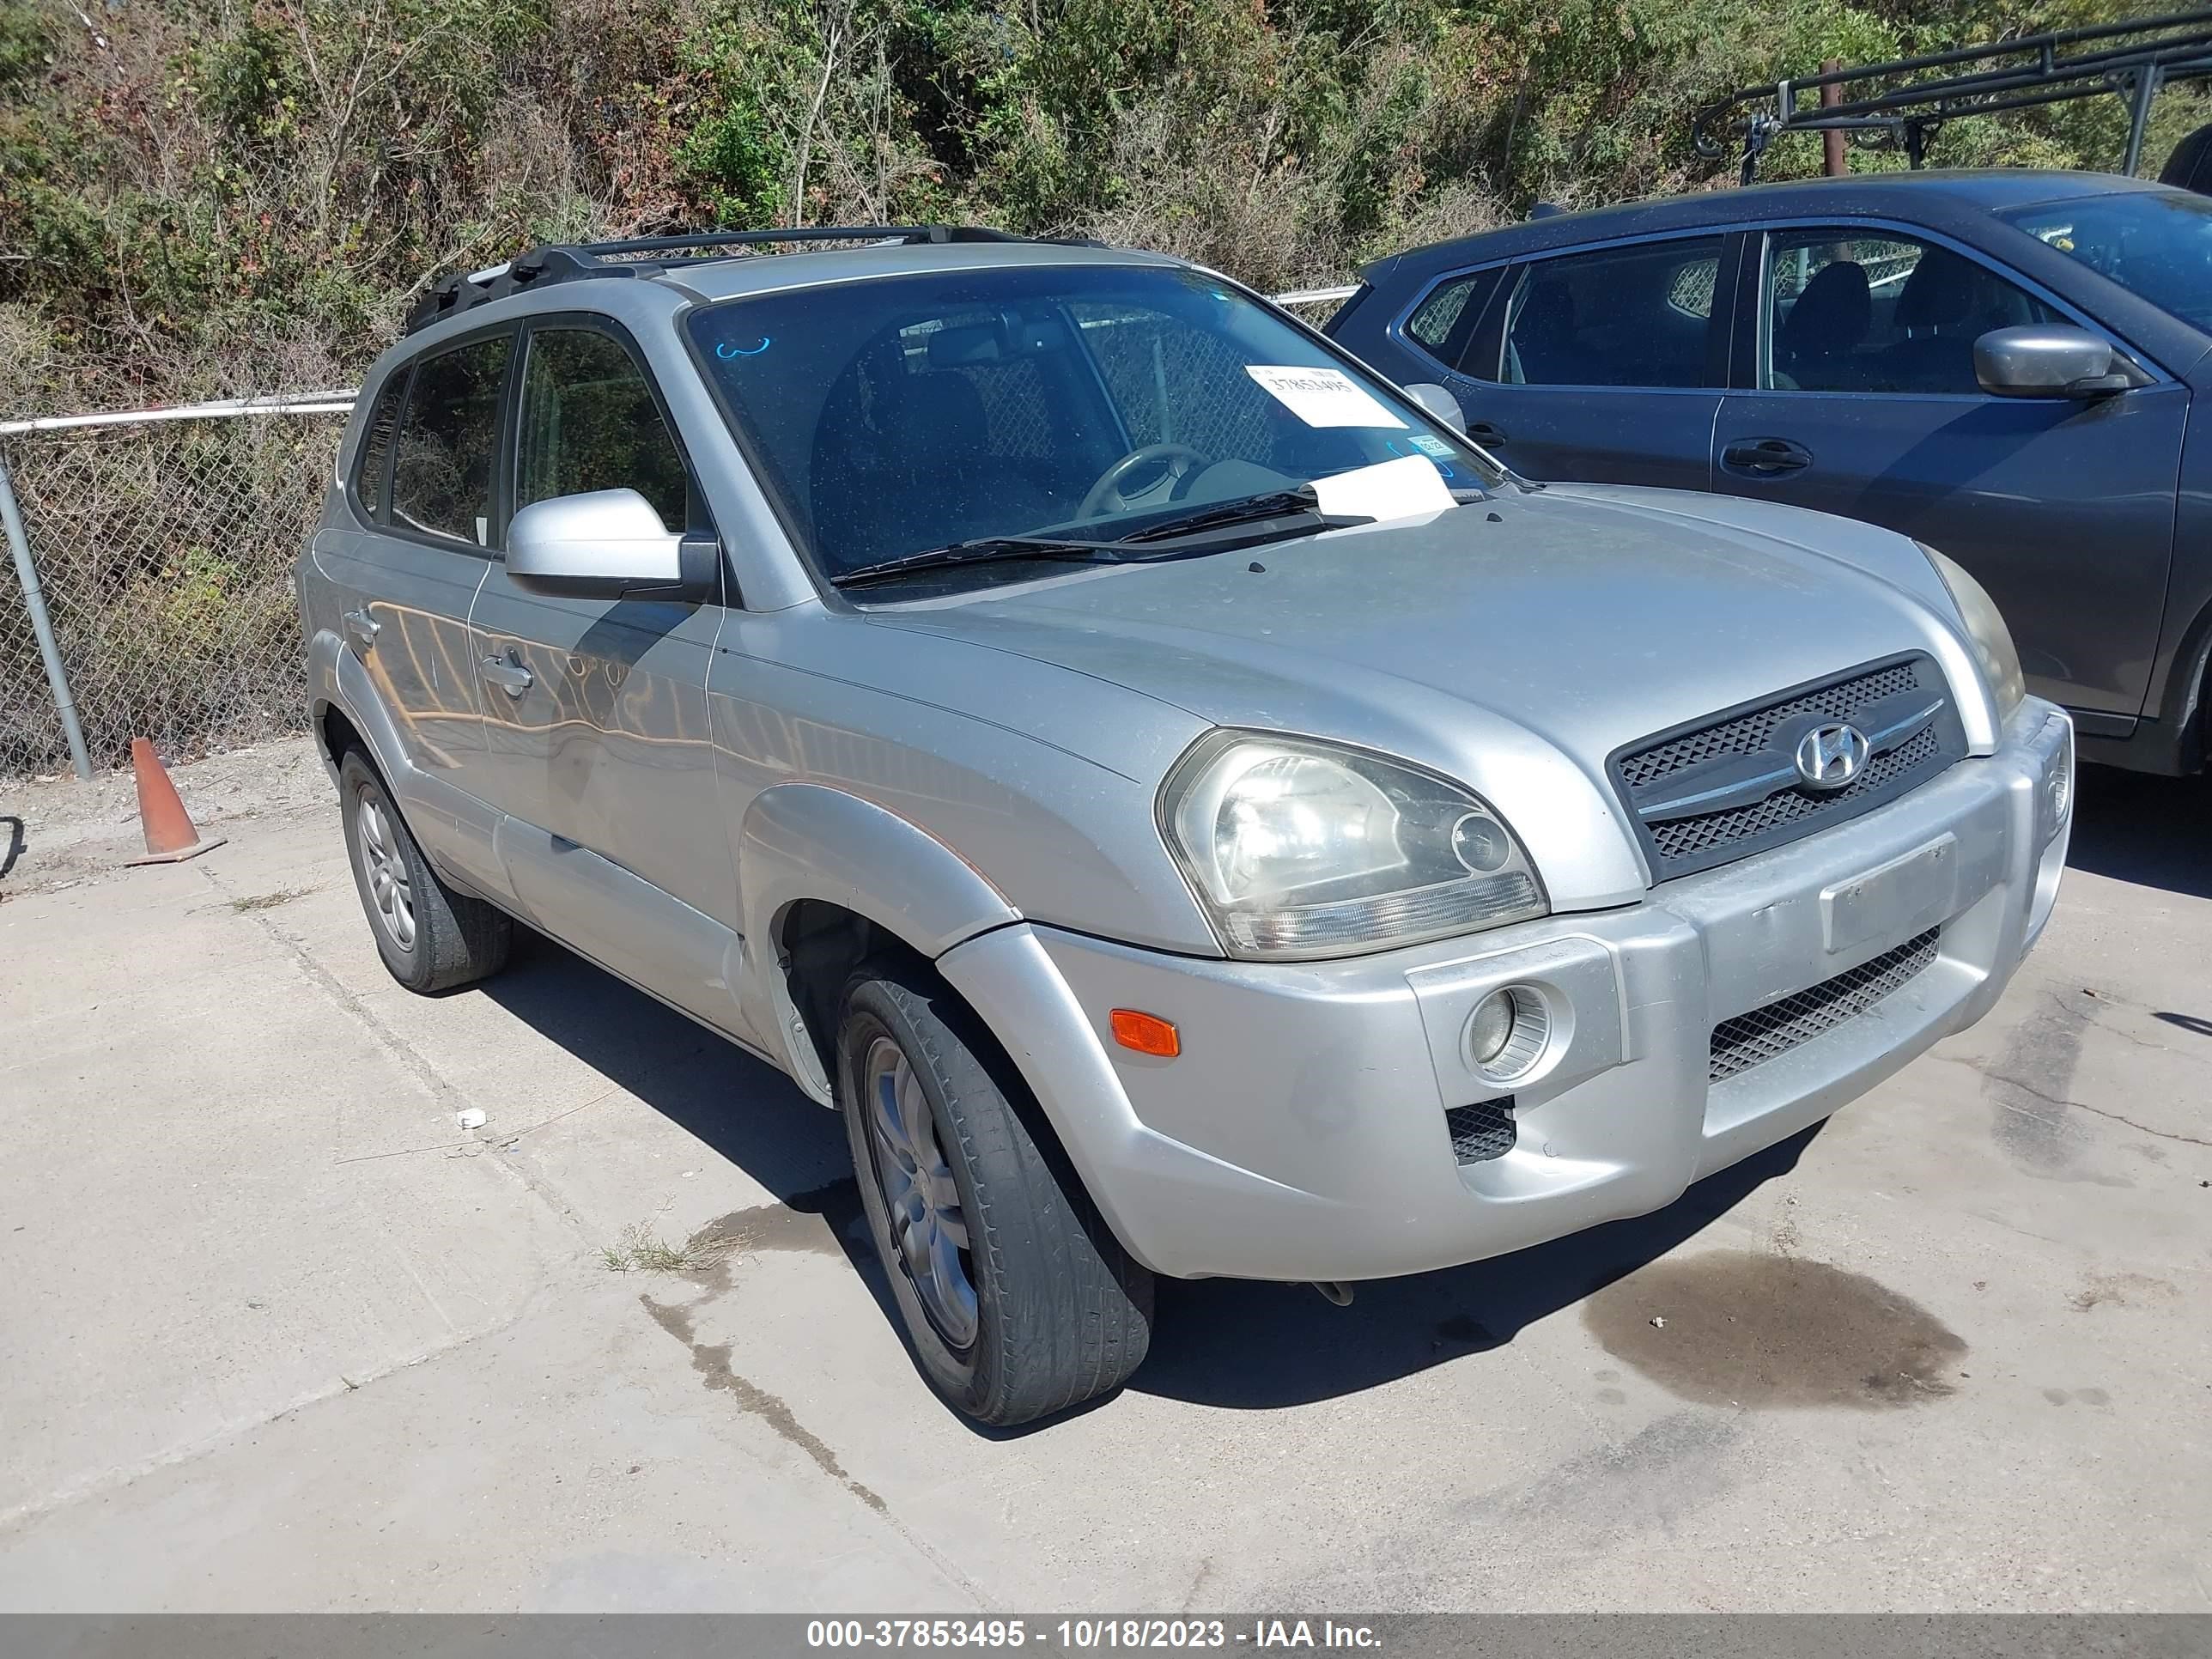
[{"xmin": 1795, "ymin": 722, "xmax": 1870, "ymax": 792}]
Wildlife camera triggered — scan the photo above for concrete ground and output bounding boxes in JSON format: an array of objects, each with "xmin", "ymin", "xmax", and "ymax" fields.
[{"xmin": 1, "ymin": 742, "xmax": 2207, "ymax": 1612}]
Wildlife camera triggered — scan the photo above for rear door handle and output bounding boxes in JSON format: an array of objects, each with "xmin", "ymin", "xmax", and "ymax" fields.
[
  {"xmin": 480, "ymin": 653, "xmax": 533, "ymax": 696},
  {"xmin": 1467, "ymin": 421, "xmax": 1508, "ymax": 446},
  {"xmin": 1722, "ymin": 437, "xmax": 1813, "ymax": 475},
  {"xmin": 342, "ymin": 608, "xmax": 380, "ymax": 652}
]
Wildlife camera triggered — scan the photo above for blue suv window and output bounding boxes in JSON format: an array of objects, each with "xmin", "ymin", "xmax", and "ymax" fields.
[
  {"xmin": 1762, "ymin": 230, "xmax": 2057, "ymax": 395},
  {"xmin": 1999, "ymin": 188, "xmax": 2212, "ymax": 335},
  {"xmin": 1406, "ymin": 273, "xmax": 1487, "ymax": 352},
  {"xmin": 1498, "ymin": 237, "xmax": 1724, "ymax": 388}
]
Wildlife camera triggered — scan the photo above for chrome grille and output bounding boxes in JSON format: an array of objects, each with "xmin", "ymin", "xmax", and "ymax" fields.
[
  {"xmin": 1445, "ymin": 1097, "xmax": 1516, "ymax": 1164},
  {"xmin": 1614, "ymin": 656, "xmax": 1964, "ymax": 881},
  {"xmin": 1649, "ymin": 725, "xmax": 1941, "ymax": 866},
  {"xmin": 1709, "ymin": 928, "xmax": 1940, "ymax": 1083},
  {"xmin": 1620, "ymin": 663, "xmax": 1921, "ymax": 790}
]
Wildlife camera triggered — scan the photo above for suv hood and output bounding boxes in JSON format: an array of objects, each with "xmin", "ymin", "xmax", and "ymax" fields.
[{"xmin": 860, "ymin": 486, "xmax": 1984, "ymax": 907}]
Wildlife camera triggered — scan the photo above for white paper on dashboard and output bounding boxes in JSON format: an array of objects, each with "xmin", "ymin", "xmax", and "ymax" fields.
[
  {"xmin": 1245, "ymin": 364, "xmax": 1407, "ymax": 428},
  {"xmin": 1310, "ymin": 454, "xmax": 1455, "ymax": 523}
]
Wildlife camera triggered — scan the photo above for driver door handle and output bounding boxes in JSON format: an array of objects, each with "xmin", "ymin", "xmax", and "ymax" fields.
[
  {"xmin": 342, "ymin": 608, "xmax": 380, "ymax": 652},
  {"xmin": 1722, "ymin": 437, "xmax": 1813, "ymax": 475},
  {"xmin": 1467, "ymin": 421, "xmax": 1508, "ymax": 445},
  {"xmin": 480, "ymin": 654, "xmax": 533, "ymax": 696}
]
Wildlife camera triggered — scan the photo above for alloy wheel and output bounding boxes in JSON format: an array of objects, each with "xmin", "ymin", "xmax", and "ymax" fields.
[
  {"xmin": 862, "ymin": 1034, "xmax": 978, "ymax": 1349},
  {"xmin": 356, "ymin": 793, "xmax": 416, "ymax": 952}
]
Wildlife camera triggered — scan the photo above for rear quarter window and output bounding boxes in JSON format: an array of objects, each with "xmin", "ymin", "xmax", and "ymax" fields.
[
  {"xmin": 349, "ymin": 371, "xmax": 408, "ymax": 522},
  {"xmin": 1406, "ymin": 272, "xmax": 1487, "ymax": 352}
]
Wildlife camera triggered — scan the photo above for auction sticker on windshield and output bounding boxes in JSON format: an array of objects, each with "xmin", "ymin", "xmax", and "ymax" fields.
[{"xmin": 1245, "ymin": 365, "xmax": 1406, "ymax": 428}]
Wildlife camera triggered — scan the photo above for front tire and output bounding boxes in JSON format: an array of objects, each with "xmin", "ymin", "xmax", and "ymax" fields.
[
  {"xmin": 836, "ymin": 957, "xmax": 1153, "ymax": 1426},
  {"xmin": 337, "ymin": 750, "xmax": 511, "ymax": 994}
]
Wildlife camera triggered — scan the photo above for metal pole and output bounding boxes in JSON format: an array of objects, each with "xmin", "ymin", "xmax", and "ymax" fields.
[
  {"xmin": 2124, "ymin": 64, "xmax": 2163, "ymax": 175},
  {"xmin": 1821, "ymin": 60, "xmax": 1847, "ymax": 175},
  {"xmin": 0, "ymin": 446, "xmax": 94, "ymax": 780}
]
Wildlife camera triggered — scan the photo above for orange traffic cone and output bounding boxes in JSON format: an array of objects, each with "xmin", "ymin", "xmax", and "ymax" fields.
[{"xmin": 125, "ymin": 738, "xmax": 227, "ymax": 866}]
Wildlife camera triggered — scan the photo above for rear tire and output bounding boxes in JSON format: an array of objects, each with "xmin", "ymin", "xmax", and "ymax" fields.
[
  {"xmin": 836, "ymin": 956, "xmax": 1153, "ymax": 1426},
  {"xmin": 337, "ymin": 749, "xmax": 511, "ymax": 994}
]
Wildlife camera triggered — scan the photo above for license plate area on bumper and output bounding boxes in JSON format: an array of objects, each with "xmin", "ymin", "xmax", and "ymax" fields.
[{"xmin": 1821, "ymin": 833, "xmax": 1960, "ymax": 956}]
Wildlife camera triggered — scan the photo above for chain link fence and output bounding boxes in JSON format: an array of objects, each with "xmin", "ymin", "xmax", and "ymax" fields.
[
  {"xmin": 0, "ymin": 286, "xmax": 1353, "ymax": 783},
  {"xmin": 1, "ymin": 399, "xmax": 352, "ymax": 779}
]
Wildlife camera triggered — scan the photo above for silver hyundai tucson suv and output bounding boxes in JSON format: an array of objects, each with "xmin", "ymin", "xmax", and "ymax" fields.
[{"xmin": 298, "ymin": 225, "xmax": 2074, "ymax": 1426}]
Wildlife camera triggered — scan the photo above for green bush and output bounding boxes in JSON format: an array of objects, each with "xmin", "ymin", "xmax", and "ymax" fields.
[{"xmin": 0, "ymin": 0, "xmax": 2203, "ymax": 404}]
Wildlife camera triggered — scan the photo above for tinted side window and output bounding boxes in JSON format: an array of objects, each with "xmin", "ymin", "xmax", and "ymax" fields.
[
  {"xmin": 1499, "ymin": 237, "xmax": 1725, "ymax": 388},
  {"xmin": 1763, "ymin": 229, "xmax": 2059, "ymax": 395},
  {"xmin": 390, "ymin": 333, "xmax": 512, "ymax": 546},
  {"xmin": 351, "ymin": 370, "xmax": 408, "ymax": 521},
  {"xmin": 516, "ymin": 328, "xmax": 690, "ymax": 532},
  {"xmin": 1405, "ymin": 272, "xmax": 1486, "ymax": 354}
]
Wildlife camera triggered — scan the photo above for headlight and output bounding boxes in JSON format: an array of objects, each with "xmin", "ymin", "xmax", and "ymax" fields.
[
  {"xmin": 1159, "ymin": 732, "xmax": 1547, "ymax": 959},
  {"xmin": 1918, "ymin": 542, "xmax": 2024, "ymax": 719}
]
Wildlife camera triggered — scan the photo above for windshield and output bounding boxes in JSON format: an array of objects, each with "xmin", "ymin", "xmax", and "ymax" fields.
[
  {"xmin": 685, "ymin": 263, "xmax": 1492, "ymax": 583},
  {"xmin": 1997, "ymin": 189, "xmax": 2212, "ymax": 334}
]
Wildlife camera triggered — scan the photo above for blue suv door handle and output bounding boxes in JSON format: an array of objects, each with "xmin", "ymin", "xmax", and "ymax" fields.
[{"xmin": 1723, "ymin": 437, "xmax": 1813, "ymax": 475}]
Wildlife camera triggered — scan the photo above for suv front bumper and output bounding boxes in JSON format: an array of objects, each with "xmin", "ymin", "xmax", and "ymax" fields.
[{"xmin": 938, "ymin": 701, "xmax": 2073, "ymax": 1282}]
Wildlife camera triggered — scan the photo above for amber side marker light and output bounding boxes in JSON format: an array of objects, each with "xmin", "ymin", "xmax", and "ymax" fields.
[{"xmin": 1109, "ymin": 1009, "xmax": 1181, "ymax": 1058}]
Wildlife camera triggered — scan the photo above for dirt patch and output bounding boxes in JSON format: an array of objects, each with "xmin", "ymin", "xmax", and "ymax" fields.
[
  {"xmin": 229, "ymin": 884, "xmax": 318, "ymax": 913},
  {"xmin": 2069, "ymin": 1271, "xmax": 2177, "ymax": 1312},
  {"xmin": 1583, "ymin": 1249, "xmax": 1966, "ymax": 1410},
  {"xmin": 0, "ymin": 735, "xmax": 328, "ymax": 897}
]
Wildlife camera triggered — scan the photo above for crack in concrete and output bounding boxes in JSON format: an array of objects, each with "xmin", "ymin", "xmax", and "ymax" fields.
[
  {"xmin": 194, "ymin": 861, "xmax": 599, "ymax": 1233},
  {"xmin": 638, "ymin": 1291, "xmax": 886, "ymax": 1510},
  {"xmin": 635, "ymin": 1285, "xmax": 995, "ymax": 1609},
  {"xmin": 1981, "ymin": 1067, "xmax": 2212, "ymax": 1148}
]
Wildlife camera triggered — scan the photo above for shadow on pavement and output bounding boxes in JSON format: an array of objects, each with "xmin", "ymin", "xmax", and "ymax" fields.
[
  {"xmin": 1133, "ymin": 1125, "xmax": 1821, "ymax": 1411},
  {"xmin": 482, "ymin": 929, "xmax": 848, "ymax": 1202},
  {"xmin": 2066, "ymin": 764, "xmax": 2212, "ymax": 901},
  {"xmin": 477, "ymin": 927, "xmax": 1828, "ymax": 1420}
]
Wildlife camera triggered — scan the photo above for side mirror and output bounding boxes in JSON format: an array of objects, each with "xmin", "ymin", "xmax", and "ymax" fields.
[
  {"xmin": 1401, "ymin": 381, "xmax": 1468, "ymax": 435},
  {"xmin": 1974, "ymin": 325, "xmax": 2143, "ymax": 399},
  {"xmin": 507, "ymin": 489, "xmax": 718, "ymax": 600}
]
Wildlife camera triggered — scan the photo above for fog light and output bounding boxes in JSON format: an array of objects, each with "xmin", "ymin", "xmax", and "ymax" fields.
[
  {"xmin": 1464, "ymin": 984, "xmax": 1550, "ymax": 1082},
  {"xmin": 1469, "ymin": 989, "xmax": 1516, "ymax": 1065}
]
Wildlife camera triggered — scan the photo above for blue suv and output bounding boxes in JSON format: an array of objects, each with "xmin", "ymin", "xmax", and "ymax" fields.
[{"xmin": 1326, "ymin": 169, "xmax": 2212, "ymax": 775}]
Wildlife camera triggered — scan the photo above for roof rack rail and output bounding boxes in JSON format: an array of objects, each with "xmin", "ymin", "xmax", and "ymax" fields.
[
  {"xmin": 1693, "ymin": 7, "xmax": 2212, "ymax": 185},
  {"xmin": 402, "ymin": 224, "xmax": 1056, "ymax": 336}
]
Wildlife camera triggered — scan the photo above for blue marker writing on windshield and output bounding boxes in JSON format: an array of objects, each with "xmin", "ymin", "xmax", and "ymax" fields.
[{"xmin": 716, "ymin": 337, "xmax": 772, "ymax": 358}]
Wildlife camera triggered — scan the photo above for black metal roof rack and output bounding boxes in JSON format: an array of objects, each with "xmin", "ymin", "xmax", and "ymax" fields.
[
  {"xmin": 1693, "ymin": 7, "xmax": 2212, "ymax": 185},
  {"xmin": 403, "ymin": 224, "xmax": 1054, "ymax": 336}
]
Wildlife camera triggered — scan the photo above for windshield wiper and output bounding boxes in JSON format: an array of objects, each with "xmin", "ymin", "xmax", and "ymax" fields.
[
  {"xmin": 835, "ymin": 488, "xmax": 1384, "ymax": 590},
  {"xmin": 1112, "ymin": 489, "xmax": 1368, "ymax": 546},
  {"xmin": 831, "ymin": 536, "xmax": 1120, "ymax": 590}
]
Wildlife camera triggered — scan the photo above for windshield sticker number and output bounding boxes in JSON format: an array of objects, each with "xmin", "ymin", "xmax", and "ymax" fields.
[{"xmin": 1245, "ymin": 365, "xmax": 1406, "ymax": 428}]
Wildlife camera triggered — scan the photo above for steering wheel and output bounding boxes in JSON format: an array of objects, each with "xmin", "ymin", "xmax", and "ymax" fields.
[{"xmin": 1078, "ymin": 443, "xmax": 1211, "ymax": 520}]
